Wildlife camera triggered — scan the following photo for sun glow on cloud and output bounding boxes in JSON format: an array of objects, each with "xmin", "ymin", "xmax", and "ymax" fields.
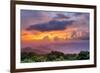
[
  {"xmin": 21, "ymin": 10, "xmax": 89, "ymax": 42},
  {"xmin": 21, "ymin": 27, "xmax": 85, "ymax": 41}
]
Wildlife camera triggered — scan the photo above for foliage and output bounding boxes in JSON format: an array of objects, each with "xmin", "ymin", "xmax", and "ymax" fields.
[
  {"xmin": 47, "ymin": 51, "xmax": 64, "ymax": 61},
  {"xmin": 64, "ymin": 54, "xmax": 78, "ymax": 60},
  {"xmin": 21, "ymin": 49, "xmax": 90, "ymax": 63},
  {"xmin": 77, "ymin": 51, "xmax": 89, "ymax": 60}
]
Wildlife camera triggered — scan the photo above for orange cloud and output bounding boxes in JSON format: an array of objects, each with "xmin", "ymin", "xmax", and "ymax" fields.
[
  {"xmin": 21, "ymin": 27, "xmax": 87, "ymax": 42},
  {"xmin": 21, "ymin": 29, "xmax": 74, "ymax": 42}
]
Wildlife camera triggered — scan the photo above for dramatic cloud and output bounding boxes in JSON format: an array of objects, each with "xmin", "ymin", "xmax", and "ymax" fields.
[
  {"xmin": 21, "ymin": 10, "xmax": 90, "ymax": 41},
  {"xmin": 21, "ymin": 10, "xmax": 44, "ymax": 20},
  {"xmin": 55, "ymin": 14, "xmax": 70, "ymax": 19},
  {"xmin": 21, "ymin": 10, "xmax": 89, "ymax": 30},
  {"xmin": 26, "ymin": 20, "xmax": 74, "ymax": 31},
  {"xmin": 21, "ymin": 10, "xmax": 90, "ymax": 55},
  {"xmin": 21, "ymin": 10, "xmax": 53, "ymax": 29}
]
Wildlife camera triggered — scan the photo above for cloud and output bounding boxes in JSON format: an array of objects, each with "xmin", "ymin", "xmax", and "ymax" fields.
[
  {"xmin": 73, "ymin": 13, "xmax": 83, "ymax": 16},
  {"xmin": 26, "ymin": 20, "xmax": 74, "ymax": 31},
  {"xmin": 21, "ymin": 10, "xmax": 44, "ymax": 20},
  {"xmin": 21, "ymin": 10, "xmax": 53, "ymax": 29},
  {"xmin": 55, "ymin": 14, "xmax": 70, "ymax": 19},
  {"xmin": 70, "ymin": 30, "xmax": 89, "ymax": 40},
  {"xmin": 66, "ymin": 13, "xmax": 89, "ymax": 33},
  {"xmin": 21, "ymin": 10, "xmax": 90, "ymax": 35}
]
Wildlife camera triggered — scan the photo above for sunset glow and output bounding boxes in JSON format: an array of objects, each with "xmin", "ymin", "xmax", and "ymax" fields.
[
  {"xmin": 21, "ymin": 27, "xmax": 83, "ymax": 41},
  {"xmin": 21, "ymin": 9, "xmax": 90, "ymax": 55}
]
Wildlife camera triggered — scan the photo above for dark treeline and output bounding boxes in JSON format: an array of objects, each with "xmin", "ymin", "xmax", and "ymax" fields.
[{"xmin": 21, "ymin": 50, "xmax": 89, "ymax": 63}]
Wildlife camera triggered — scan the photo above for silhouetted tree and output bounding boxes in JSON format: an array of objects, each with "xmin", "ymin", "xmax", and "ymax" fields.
[
  {"xmin": 47, "ymin": 51, "xmax": 64, "ymax": 61},
  {"xmin": 77, "ymin": 51, "xmax": 89, "ymax": 60},
  {"xmin": 64, "ymin": 54, "xmax": 78, "ymax": 60}
]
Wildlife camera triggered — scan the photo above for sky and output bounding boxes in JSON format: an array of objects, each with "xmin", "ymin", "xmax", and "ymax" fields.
[{"xmin": 21, "ymin": 9, "xmax": 90, "ymax": 42}]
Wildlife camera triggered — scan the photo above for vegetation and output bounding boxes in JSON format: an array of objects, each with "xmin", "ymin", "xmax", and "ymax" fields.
[{"xmin": 21, "ymin": 50, "xmax": 89, "ymax": 63}]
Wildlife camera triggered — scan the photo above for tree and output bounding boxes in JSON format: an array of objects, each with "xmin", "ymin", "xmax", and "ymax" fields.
[
  {"xmin": 64, "ymin": 54, "xmax": 78, "ymax": 60},
  {"xmin": 47, "ymin": 51, "xmax": 64, "ymax": 61},
  {"xmin": 31, "ymin": 55, "xmax": 47, "ymax": 62},
  {"xmin": 21, "ymin": 52, "xmax": 36, "ymax": 62},
  {"xmin": 77, "ymin": 51, "xmax": 89, "ymax": 60}
]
